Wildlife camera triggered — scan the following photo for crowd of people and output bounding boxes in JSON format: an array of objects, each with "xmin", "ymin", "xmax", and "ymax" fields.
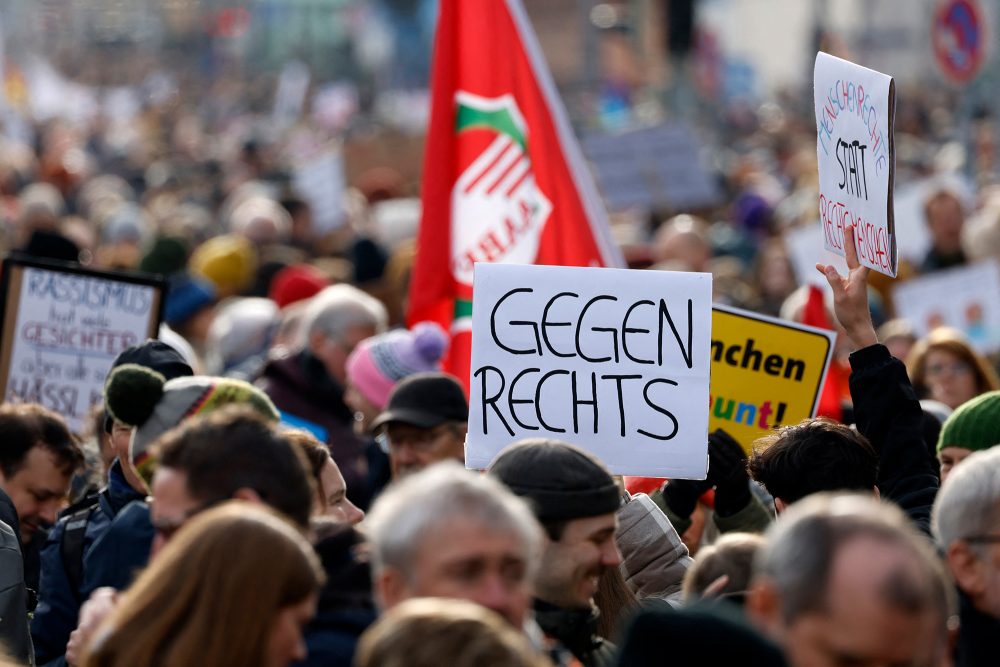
[{"xmin": 1, "ymin": 18, "xmax": 1000, "ymax": 667}]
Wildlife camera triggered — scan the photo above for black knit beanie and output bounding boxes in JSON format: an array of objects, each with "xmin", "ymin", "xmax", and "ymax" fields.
[{"xmin": 488, "ymin": 438, "xmax": 620, "ymax": 522}]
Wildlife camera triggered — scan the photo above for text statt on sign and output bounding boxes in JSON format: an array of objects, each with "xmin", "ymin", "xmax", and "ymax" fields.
[
  {"xmin": 466, "ymin": 263, "xmax": 712, "ymax": 479},
  {"xmin": 814, "ymin": 52, "xmax": 897, "ymax": 277}
]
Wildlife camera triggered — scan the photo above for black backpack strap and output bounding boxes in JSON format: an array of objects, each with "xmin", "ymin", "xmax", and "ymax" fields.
[{"xmin": 60, "ymin": 502, "xmax": 98, "ymax": 599}]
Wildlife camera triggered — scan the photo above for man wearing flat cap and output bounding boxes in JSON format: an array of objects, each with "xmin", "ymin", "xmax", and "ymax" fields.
[
  {"xmin": 371, "ymin": 372, "xmax": 469, "ymax": 481},
  {"xmin": 490, "ymin": 438, "xmax": 621, "ymax": 667}
]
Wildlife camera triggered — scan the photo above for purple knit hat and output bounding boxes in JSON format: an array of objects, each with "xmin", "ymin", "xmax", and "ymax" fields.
[{"xmin": 345, "ymin": 322, "xmax": 448, "ymax": 409}]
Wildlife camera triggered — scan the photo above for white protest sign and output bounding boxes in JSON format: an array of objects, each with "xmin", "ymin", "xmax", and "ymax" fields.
[
  {"xmin": 784, "ymin": 223, "xmax": 846, "ymax": 297},
  {"xmin": 292, "ymin": 149, "xmax": 347, "ymax": 235},
  {"xmin": 814, "ymin": 52, "xmax": 897, "ymax": 277},
  {"xmin": 273, "ymin": 61, "xmax": 311, "ymax": 131},
  {"xmin": 892, "ymin": 260, "xmax": 1000, "ymax": 354},
  {"xmin": 467, "ymin": 263, "xmax": 712, "ymax": 478},
  {"xmin": 0, "ymin": 259, "xmax": 163, "ymax": 432}
]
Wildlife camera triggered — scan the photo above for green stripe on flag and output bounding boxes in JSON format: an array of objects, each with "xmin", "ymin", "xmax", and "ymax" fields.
[
  {"xmin": 456, "ymin": 104, "xmax": 526, "ymax": 150},
  {"xmin": 454, "ymin": 299, "xmax": 473, "ymax": 319},
  {"xmin": 452, "ymin": 299, "xmax": 473, "ymax": 334}
]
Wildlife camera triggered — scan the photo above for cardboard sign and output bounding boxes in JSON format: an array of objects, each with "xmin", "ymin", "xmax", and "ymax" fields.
[
  {"xmin": 710, "ymin": 305, "xmax": 835, "ymax": 451},
  {"xmin": 0, "ymin": 257, "xmax": 164, "ymax": 432},
  {"xmin": 467, "ymin": 263, "xmax": 712, "ymax": 478},
  {"xmin": 292, "ymin": 149, "xmax": 347, "ymax": 235},
  {"xmin": 582, "ymin": 123, "xmax": 721, "ymax": 213},
  {"xmin": 814, "ymin": 52, "xmax": 897, "ymax": 277},
  {"xmin": 892, "ymin": 261, "xmax": 1000, "ymax": 354}
]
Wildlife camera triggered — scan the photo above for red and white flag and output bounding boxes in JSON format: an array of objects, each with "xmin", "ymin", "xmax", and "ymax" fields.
[{"xmin": 407, "ymin": 0, "xmax": 623, "ymax": 392}]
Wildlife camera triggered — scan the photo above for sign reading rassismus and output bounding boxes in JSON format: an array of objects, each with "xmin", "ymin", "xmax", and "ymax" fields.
[
  {"xmin": 0, "ymin": 257, "xmax": 164, "ymax": 432},
  {"xmin": 466, "ymin": 263, "xmax": 712, "ymax": 478},
  {"xmin": 814, "ymin": 52, "xmax": 897, "ymax": 277}
]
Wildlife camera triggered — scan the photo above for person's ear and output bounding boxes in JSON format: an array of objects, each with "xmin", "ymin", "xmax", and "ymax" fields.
[
  {"xmin": 746, "ymin": 578, "xmax": 783, "ymax": 636},
  {"xmin": 232, "ymin": 488, "xmax": 264, "ymax": 505},
  {"xmin": 873, "ymin": 486, "xmax": 881, "ymax": 500},
  {"xmin": 773, "ymin": 497, "xmax": 788, "ymax": 514},
  {"xmin": 375, "ymin": 568, "xmax": 411, "ymax": 611},
  {"xmin": 947, "ymin": 541, "xmax": 986, "ymax": 598},
  {"xmin": 308, "ymin": 330, "xmax": 327, "ymax": 355}
]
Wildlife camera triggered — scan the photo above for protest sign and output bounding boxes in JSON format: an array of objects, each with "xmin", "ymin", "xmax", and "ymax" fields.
[
  {"xmin": 814, "ymin": 52, "xmax": 897, "ymax": 277},
  {"xmin": 291, "ymin": 149, "xmax": 347, "ymax": 235},
  {"xmin": 582, "ymin": 123, "xmax": 721, "ymax": 213},
  {"xmin": 710, "ymin": 305, "xmax": 835, "ymax": 451},
  {"xmin": 784, "ymin": 223, "xmax": 846, "ymax": 297},
  {"xmin": 466, "ymin": 263, "xmax": 712, "ymax": 478},
  {"xmin": 273, "ymin": 61, "xmax": 311, "ymax": 130},
  {"xmin": 892, "ymin": 260, "xmax": 1000, "ymax": 354},
  {"xmin": 0, "ymin": 257, "xmax": 164, "ymax": 432}
]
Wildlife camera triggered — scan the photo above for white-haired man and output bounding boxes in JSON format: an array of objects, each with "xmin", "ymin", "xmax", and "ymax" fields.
[
  {"xmin": 258, "ymin": 284, "xmax": 387, "ymax": 504},
  {"xmin": 932, "ymin": 445, "xmax": 1000, "ymax": 666},
  {"xmin": 364, "ymin": 461, "xmax": 542, "ymax": 629}
]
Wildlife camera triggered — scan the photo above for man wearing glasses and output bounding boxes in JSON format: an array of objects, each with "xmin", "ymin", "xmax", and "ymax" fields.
[
  {"xmin": 933, "ymin": 445, "xmax": 1000, "ymax": 666},
  {"xmin": 371, "ymin": 372, "xmax": 469, "ymax": 481}
]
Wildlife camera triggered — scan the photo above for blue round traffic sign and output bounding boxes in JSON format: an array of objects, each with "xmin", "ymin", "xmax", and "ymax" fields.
[{"xmin": 933, "ymin": 0, "xmax": 986, "ymax": 84}]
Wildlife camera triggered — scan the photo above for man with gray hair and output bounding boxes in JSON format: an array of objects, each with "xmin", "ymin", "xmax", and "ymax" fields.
[
  {"xmin": 258, "ymin": 283, "xmax": 387, "ymax": 504},
  {"xmin": 747, "ymin": 494, "xmax": 952, "ymax": 667},
  {"xmin": 932, "ymin": 445, "xmax": 1000, "ymax": 666},
  {"xmin": 365, "ymin": 461, "xmax": 542, "ymax": 629}
]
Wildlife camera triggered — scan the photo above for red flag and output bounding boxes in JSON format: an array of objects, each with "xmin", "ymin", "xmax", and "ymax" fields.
[
  {"xmin": 802, "ymin": 285, "xmax": 846, "ymax": 422},
  {"xmin": 407, "ymin": 0, "xmax": 623, "ymax": 392}
]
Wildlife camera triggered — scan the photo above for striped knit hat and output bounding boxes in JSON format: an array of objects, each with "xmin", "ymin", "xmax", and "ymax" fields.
[
  {"xmin": 345, "ymin": 322, "xmax": 447, "ymax": 410},
  {"xmin": 105, "ymin": 365, "xmax": 279, "ymax": 481}
]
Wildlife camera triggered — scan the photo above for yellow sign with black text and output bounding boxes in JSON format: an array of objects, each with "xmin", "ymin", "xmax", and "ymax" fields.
[{"xmin": 710, "ymin": 305, "xmax": 835, "ymax": 451}]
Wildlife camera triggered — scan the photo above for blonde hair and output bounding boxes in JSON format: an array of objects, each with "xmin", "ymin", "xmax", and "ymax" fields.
[
  {"xmin": 683, "ymin": 532, "xmax": 765, "ymax": 602},
  {"xmin": 82, "ymin": 503, "xmax": 324, "ymax": 667},
  {"xmin": 354, "ymin": 598, "xmax": 550, "ymax": 667}
]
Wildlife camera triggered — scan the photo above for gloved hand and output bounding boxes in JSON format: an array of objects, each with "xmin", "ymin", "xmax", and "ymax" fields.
[
  {"xmin": 661, "ymin": 476, "xmax": 713, "ymax": 521},
  {"xmin": 706, "ymin": 428, "xmax": 752, "ymax": 517}
]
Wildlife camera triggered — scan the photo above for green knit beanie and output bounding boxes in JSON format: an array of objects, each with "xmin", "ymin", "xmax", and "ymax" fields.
[{"xmin": 937, "ymin": 391, "xmax": 1000, "ymax": 453}]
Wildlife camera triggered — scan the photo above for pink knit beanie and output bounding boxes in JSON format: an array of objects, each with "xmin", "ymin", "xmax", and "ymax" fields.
[{"xmin": 346, "ymin": 322, "xmax": 448, "ymax": 409}]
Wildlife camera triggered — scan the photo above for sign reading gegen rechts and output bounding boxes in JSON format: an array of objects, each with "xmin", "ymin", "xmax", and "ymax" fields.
[
  {"xmin": 466, "ymin": 263, "xmax": 712, "ymax": 478},
  {"xmin": 0, "ymin": 257, "xmax": 164, "ymax": 432}
]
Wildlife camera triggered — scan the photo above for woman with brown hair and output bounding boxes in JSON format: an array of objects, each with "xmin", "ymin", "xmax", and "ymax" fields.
[
  {"xmin": 284, "ymin": 429, "xmax": 365, "ymax": 524},
  {"xmin": 906, "ymin": 327, "xmax": 1000, "ymax": 410},
  {"xmin": 81, "ymin": 503, "xmax": 325, "ymax": 667}
]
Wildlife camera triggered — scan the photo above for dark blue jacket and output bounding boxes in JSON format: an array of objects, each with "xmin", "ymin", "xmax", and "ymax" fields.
[
  {"xmin": 295, "ymin": 608, "xmax": 376, "ymax": 667},
  {"xmin": 81, "ymin": 499, "xmax": 153, "ymax": 593},
  {"xmin": 31, "ymin": 461, "xmax": 148, "ymax": 667}
]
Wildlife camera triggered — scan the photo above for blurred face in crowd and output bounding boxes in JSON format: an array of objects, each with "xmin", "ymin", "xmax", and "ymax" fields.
[
  {"xmin": 376, "ymin": 516, "xmax": 532, "ymax": 627},
  {"xmin": 264, "ymin": 595, "xmax": 317, "ymax": 667},
  {"xmin": 344, "ymin": 383, "xmax": 381, "ymax": 435},
  {"xmin": 150, "ymin": 466, "xmax": 204, "ymax": 557},
  {"xmin": 926, "ymin": 191, "xmax": 965, "ymax": 255},
  {"xmin": 535, "ymin": 513, "xmax": 621, "ymax": 610},
  {"xmin": 111, "ymin": 420, "xmax": 149, "ymax": 493},
  {"xmin": 310, "ymin": 324, "xmax": 377, "ymax": 387},
  {"xmin": 938, "ymin": 446, "xmax": 974, "ymax": 484},
  {"xmin": 749, "ymin": 537, "xmax": 943, "ymax": 667},
  {"xmin": 0, "ymin": 445, "xmax": 72, "ymax": 544},
  {"xmin": 923, "ymin": 348, "xmax": 978, "ymax": 410},
  {"xmin": 945, "ymin": 523, "xmax": 1000, "ymax": 619},
  {"xmin": 315, "ymin": 456, "xmax": 364, "ymax": 525},
  {"xmin": 384, "ymin": 421, "xmax": 466, "ymax": 479}
]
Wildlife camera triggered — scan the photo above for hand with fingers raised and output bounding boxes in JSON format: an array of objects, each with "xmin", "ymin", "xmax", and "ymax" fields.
[{"xmin": 816, "ymin": 223, "xmax": 879, "ymax": 349}]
